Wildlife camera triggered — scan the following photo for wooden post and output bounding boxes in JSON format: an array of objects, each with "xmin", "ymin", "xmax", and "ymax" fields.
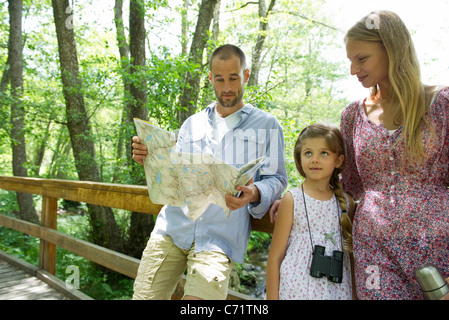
[{"xmin": 39, "ymin": 196, "xmax": 58, "ymax": 274}]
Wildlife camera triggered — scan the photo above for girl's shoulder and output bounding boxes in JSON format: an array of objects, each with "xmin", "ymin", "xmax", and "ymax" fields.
[
  {"xmin": 276, "ymin": 190, "xmax": 295, "ymax": 221},
  {"xmin": 282, "ymin": 188, "xmax": 296, "ymax": 203},
  {"xmin": 285, "ymin": 187, "xmax": 303, "ymax": 201},
  {"xmin": 286, "ymin": 186, "xmax": 301, "ymax": 194}
]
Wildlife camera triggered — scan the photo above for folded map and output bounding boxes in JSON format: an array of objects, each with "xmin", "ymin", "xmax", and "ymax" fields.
[{"xmin": 134, "ymin": 118, "xmax": 267, "ymax": 221}]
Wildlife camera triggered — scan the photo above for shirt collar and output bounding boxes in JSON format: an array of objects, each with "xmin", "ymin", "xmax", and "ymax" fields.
[{"xmin": 205, "ymin": 102, "xmax": 254, "ymax": 118}]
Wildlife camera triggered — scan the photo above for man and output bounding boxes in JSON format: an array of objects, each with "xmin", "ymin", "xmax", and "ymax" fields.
[{"xmin": 132, "ymin": 44, "xmax": 287, "ymax": 300}]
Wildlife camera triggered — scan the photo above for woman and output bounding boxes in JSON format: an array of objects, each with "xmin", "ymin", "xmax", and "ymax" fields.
[{"xmin": 342, "ymin": 10, "xmax": 449, "ymax": 299}]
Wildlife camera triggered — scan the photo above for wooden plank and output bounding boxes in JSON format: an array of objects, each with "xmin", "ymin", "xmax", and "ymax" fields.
[
  {"xmin": 0, "ymin": 283, "xmax": 63, "ymax": 300},
  {"xmin": 36, "ymin": 270, "xmax": 93, "ymax": 300},
  {"xmin": 0, "ymin": 276, "xmax": 45, "ymax": 295},
  {"xmin": 1, "ymin": 217, "xmax": 256, "ymax": 300},
  {"xmin": 0, "ymin": 176, "xmax": 162, "ymax": 214},
  {"xmin": 0, "ymin": 266, "xmax": 24, "ymax": 278},
  {"xmin": 40, "ymin": 227, "xmax": 140, "ymax": 279},
  {"xmin": 0, "ymin": 214, "xmax": 41, "ymax": 240},
  {"xmin": 0, "ymin": 248, "xmax": 40, "ymax": 275},
  {"xmin": 0, "ymin": 176, "xmax": 273, "ymax": 301},
  {"xmin": 39, "ymin": 196, "xmax": 58, "ymax": 274},
  {"xmin": 0, "ymin": 215, "xmax": 139, "ymax": 279},
  {"xmin": 0, "ymin": 261, "xmax": 66, "ymax": 300},
  {"xmin": 0, "ymin": 176, "xmax": 274, "ymax": 233},
  {"xmin": 0, "ymin": 274, "xmax": 35, "ymax": 289},
  {"xmin": 0, "ymin": 251, "xmax": 90, "ymax": 300}
]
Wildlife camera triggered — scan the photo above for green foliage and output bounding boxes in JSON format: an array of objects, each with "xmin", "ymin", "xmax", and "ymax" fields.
[
  {"xmin": 0, "ymin": 0, "xmax": 351, "ymax": 182},
  {"xmin": 146, "ymin": 52, "xmax": 193, "ymax": 130},
  {"xmin": 0, "ymin": 190, "xmax": 19, "ymax": 214},
  {"xmin": 0, "ymin": 211, "xmax": 134, "ymax": 300},
  {"xmin": 0, "ymin": 225, "xmax": 40, "ymax": 263},
  {"xmin": 0, "ymin": 0, "xmax": 355, "ymax": 299},
  {"xmin": 248, "ymin": 231, "xmax": 272, "ymax": 252}
]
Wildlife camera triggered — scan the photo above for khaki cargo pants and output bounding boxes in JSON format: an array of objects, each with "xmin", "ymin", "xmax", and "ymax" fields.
[{"xmin": 133, "ymin": 235, "xmax": 234, "ymax": 300}]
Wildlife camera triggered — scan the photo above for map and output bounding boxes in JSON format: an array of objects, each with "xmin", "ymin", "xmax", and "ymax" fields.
[{"xmin": 134, "ymin": 118, "xmax": 267, "ymax": 221}]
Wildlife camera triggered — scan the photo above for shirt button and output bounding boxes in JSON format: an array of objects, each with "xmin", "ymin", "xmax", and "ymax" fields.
[
  {"xmin": 391, "ymin": 171, "xmax": 395, "ymax": 175},
  {"xmin": 389, "ymin": 156, "xmax": 394, "ymax": 161},
  {"xmin": 390, "ymin": 185, "xmax": 395, "ymax": 190}
]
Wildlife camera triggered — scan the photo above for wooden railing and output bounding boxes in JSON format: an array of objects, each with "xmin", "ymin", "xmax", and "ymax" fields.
[{"xmin": 0, "ymin": 176, "xmax": 273, "ymax": 300}]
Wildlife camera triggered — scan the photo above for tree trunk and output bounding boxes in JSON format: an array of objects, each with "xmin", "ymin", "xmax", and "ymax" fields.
[
  {"xmin": 48, "ymin": 128, "xmax": 71, "ymax": 179},
  {"xmin": 51, "ymin": 0, "xmax": 124, "ymax": 252},
  {"xmin": 111, "ymin": 0, "xmax": 130, "ymax": 184},
  {"xmin": 31, "ymin": 119, "xmax": 51, "ymax": 177},
  {"xmin": 247, "ymin": 0, "xmax": 276, "ymax": 87},
  {"xmin": 177, "ymin": 0, "xmax": 218, "ymax": 124},
  {"xmin": 202, "ymin": 0, "xmax": 221, "ymax": 106},
  {"xmin": 212, "ymin": 0, "xmax": 221, "ymax": 43},
  {"xmin": 181, "ymin": 0, "xmax": 189, "ymax": 56},
  {"xmin": 113, "ymin": 0, "xmax": 154, "ymax": 258},
  {"xmin": 127, "ymin": 0, "xmax": 155, "ymax": 257},
  {"xmin": 128, "ymin": 0, "xmax": 147, "ymax": 121},
  {"xmin": 8, "ymin": 0, "xmax": 39, "ymax": 224}
]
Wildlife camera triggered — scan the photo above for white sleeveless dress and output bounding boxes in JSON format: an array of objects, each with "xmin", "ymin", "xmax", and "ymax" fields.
[{"xmin": 278, "ymin": 188, "xmax": 352, "ymax": 300}]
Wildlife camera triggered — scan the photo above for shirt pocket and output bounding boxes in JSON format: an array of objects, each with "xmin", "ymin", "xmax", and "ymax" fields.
[
  {"xmin": 234, "ymin": 129, "xmax": 266, "ymax": 165},
  {"xmin": 179, "ymin": 129, "xmax": 214, "ymax": 155}
]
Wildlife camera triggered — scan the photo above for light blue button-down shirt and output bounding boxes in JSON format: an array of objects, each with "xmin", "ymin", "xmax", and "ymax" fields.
[{"xmin": 152, "ymin": 103, "xmax": 288, "ymax": 263}]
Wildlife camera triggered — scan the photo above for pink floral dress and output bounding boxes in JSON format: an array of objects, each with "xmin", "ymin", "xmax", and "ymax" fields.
[
  {"xmin": 340, "ymin": 87, "xmax": 449, "ymax": 299},
  {"xmin": 278, "ymin": 188, "xmax": 352, "ymax": 300}
]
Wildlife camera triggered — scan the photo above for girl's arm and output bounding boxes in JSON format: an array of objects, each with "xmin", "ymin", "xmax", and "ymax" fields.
[{"xmin": 266, "ymin": 191, "xmax": 294, "ymax": 300}]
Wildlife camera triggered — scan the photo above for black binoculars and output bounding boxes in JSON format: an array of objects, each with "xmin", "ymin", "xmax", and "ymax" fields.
[{"xmin": 310, "ymin": 245, "xmax": 344, "ymax": 283}]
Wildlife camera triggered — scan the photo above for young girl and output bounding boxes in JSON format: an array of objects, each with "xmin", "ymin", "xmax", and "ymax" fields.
[{"xmin": 266, "ymin": 123, "xmax": 354, "ymax": 300}]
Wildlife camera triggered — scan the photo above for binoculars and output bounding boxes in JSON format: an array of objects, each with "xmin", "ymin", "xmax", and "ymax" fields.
[{"xmin": 310, "ymin": 245, "xmax": 344, "ymax": 283}]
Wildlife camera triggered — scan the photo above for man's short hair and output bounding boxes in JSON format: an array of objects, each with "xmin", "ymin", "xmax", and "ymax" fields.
[{"xmin": 209, "ymin": 44, "xmax": 247, "ymax": 71}]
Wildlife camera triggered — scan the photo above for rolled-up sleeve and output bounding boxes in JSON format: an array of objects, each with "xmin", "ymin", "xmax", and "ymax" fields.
[{"xmin": 248, "ymin": 118, "xmax": 288, "ymax": 219}]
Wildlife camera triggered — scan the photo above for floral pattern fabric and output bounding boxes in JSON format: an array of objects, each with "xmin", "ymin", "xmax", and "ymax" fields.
[
  {"xmin": 278, "ymin": 188, "xmax": 352, "ymax": 300},
  {"xmin": 340, "ymin": 87, "xmax": 449, "ymax": 299}
]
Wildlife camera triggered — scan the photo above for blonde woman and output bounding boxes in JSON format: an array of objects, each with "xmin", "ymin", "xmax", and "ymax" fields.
[{"xmin": 342, "ymin": 10, "xmax": 449, "ymax": 299}]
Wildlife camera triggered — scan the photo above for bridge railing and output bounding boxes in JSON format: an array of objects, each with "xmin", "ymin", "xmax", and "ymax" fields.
[{"xmin": 0, "ymin": 176, "xmax": 273, "ymax": 300}]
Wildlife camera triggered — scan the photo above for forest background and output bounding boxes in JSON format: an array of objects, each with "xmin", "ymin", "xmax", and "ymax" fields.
[{"xmin": 1, "ymin": 0, "xmax": 448, "ymax": 299}]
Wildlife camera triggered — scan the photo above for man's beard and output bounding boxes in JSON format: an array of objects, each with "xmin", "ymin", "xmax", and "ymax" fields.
[{"xmin": 216, "ymin": 89, "xmax": 244, "ymax": 108}]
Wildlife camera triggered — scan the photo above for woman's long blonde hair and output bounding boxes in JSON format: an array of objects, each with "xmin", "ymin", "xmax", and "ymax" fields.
[
  {"xmin": 294, "ymin": 123, "xmax": 353, "ymax": 253},
  {"xmin": 345, "ymin": 10, "xmax": 426, "ymax": 159}
]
